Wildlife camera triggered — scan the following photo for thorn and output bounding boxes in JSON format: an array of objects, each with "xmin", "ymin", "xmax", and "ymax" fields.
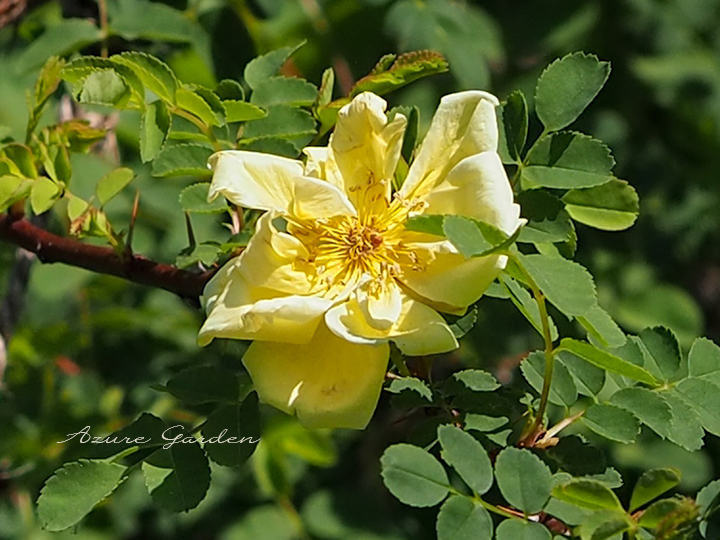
[
  {"xmin": 184, "ymin": 212, "xmax": 196, "ymax": 248},
  {"xmin": 125, "ymin": 190, "xmax": 140, "ymax": 256}
]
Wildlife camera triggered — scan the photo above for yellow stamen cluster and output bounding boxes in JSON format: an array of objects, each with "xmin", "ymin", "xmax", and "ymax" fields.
[{"xmin": 291, "ymin": 195, "xmax": 423, "ymax": 293}]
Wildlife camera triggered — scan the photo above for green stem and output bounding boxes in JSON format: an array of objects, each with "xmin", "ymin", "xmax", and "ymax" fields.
[
  {"xmin": 508, "ymin": 252, "xmax": 556, "ymax": 441},
  {"xmin": 97, "ymin": 0, "xmax": 109, "ymax": 58},
  {"xmin": 530, "ymin": 287, "xmax": 555, "ymax": 437},
  {"xmin": 446, "ymin": 486, "xmax": 521, "ymax": 520},
  {"xmin": 173, "ymin": 108, "xmax": 223, "ymax": 152}
]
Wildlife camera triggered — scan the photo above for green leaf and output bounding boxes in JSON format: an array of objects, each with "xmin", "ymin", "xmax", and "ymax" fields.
[
  {"xmin": 250, "ymin": 77, "xmax": 318, "ymax": 107},
  {"xmin": 500, "ymin": 275, "xmax": 559, "ymax": 340},
  {"xmin": 639, "ymin": 327, "xmax": 681, "ymax": 382},
  {"xmin": 142, "ymin": 437, "xmax": 210, "ymax": 512},
  {"xmin": 547, "ymin": 436, "xmax": 607, "ymax": 478},
  {"xmin": 244, "ymin": 43, "xmax": 305, "ymax": 89},
  {"xmin": 577, "ymin": 305, "xmax": 626, "ymax": 348},
  {"xmin": 175, "ymin": 243, "xmax": 221, "ymax": 269},
  {"xmin": 523, "ymin": 132, "xmax": 614, "ymax": 189},
  {"xmin": 559, "ymin": 339, "xmax": 659, "ymax": 385},
  {"xmin": 577, "ymin": 510, "xmax": 631, "ymax": 540},
  {"xmin": 223, "ymin": 100, "xmax": 266, "ymax": 122},
  {"xmin": 502, "ymin": 91, "xmax": 529, "ymax": 161},
  {"xmin": 688, "ymin": 337, "xmax": 720, "ymax": 382},
  {"xmin": 557, "ymin": 350, "xmax": 605, "ymax": 396},
  {"xmin": 436, "ymin": 496, "xmax": 492, "ymax": 540},
  {"xmin": 79, "ymin": 69, "xmax": 131, "ymax": 107},
  {"xmin": 177, "ymin": 87, "xmax": 222, "ymax": 127},
  {"xmin": 387, "ymin": 377, "xmax": 433, "ymax": 402},
  {"xmin": 630, "ymin": 468, "xmax": 681, "ymax": 512},
  {"xmin": 18, "ymin": 19, "xmax": 102, "ymax": 71},
  {"xmin": 438, "ymin": 425, "xmax": 493, "ymax": 495},
  {"xmin": 0, "ymin": 176, "xmax": 33, "ymax": 213},
  {"xmin": 350, "ymin": 50, "xmax": 449, "ymax": 97},
  {"xmin": 517, "ymin": 191, "xmax": 574, "ymax": 245},
  {"xmin": 88, "ymin": 413, "xmax": 167, "ymax": 459},
  {"xmin": 521, "ymin": 351, "xmax": 578, "ymax": 407},
  {"xmin": 108, "ymin": 0, "xmax": 199, "ymax": 43},
  {"xmin": 385, "ymin": 2, "xmax": 498, "ymax": 89},
  {"xmin": 61, "ymin": 56, "xmax": 144, "ymax": 105},
  {"xmin": 237, "ymin": 138, "xmax": 300, "ymax": 158},
  {"xmin": 37, "ymin": 459, "xmax": 126, "ymax": 531},
  {"xmin": 140, "ymin": 100, "xmax": 171, "ymax": 162},
  {"xmin": 464, "ymin": 414, "xmax": 508, "ymax": 432},
  {"xmin": 30, "ymin": 177, "xmax": 62, "ymax": 215},
  {"xmin": 112, "ymin": 52, "xmax": 179, "ymax": 104},
  {"xmin": 243, "ymin": 105, "xmax": 316, "ymax": 143},
  {"xmin": 316, "ymin": 67, "xmax": 334, "ymax": 108},
  {"xmin": 563, "ymin": 179, "xmax": 639, "ymax": 231},
  {"xmin": 495, "ymin": 447, "xmax": 552, "ymax": 514},
  {"xmin": 404, "ymin": 214, "xmax": 446, "ymax": 236},
  {"xmin": 447, "ymin": 307, "xmax": 478, "ymax": 339},
  {"xmin": 535, "ymin": 52, "xmax": 611, "ymax": 131},
  {"xmin": 443, "ymin": 215, "xmax": 493, "ymax": 257},
  {"xmin": 552, "ymin": 479, "xmax": 622, "ymax": 511},
  {"xmin": 608, "ymin": 387, "xmax": 673, "ymax": 439},
  {"xmin": 582, "ymin": 403, "xmax": 640, "ymax": 444},
  {"xmin": 520, "ymin": 253, "xmax": 597, "ymax": 317},
  {"xmin": 451, "ymin": 369, "xmax": 500, "ymax": 392},
  {"xmin": 496, "ymin": 519, "xmax": 552, "ymax": 540},
  {"xmin": 661, "ymin": 391, "xmax": 704, "ymax": 451},
  {"xmin": 34, "ymin": 56, "xmax": 65, "ymax": 109},
  {"xmin": 152, "ymin": 144, "xmax": 213, "ymax": 178},
  {"xmin": 674, "ymin": 377, "xmax": 720, "ymax": 436},
  {"xmin": 697, "ymin": 479, "xmax": 720, "ymax": 515},
  {"xmin": 215, "ymin": 79, "xmax": 244, "ymax": 100},
  {"xmin": 637, "ymin": 499, "xmax": 685, "ymax": 529},
  {"xmin": 380, "ymin": 444, "xmax": 449, "ymax": 507},
  {"xmin": 96, "ymin": 167, "xmax": 134, "ymax": 206},
  {"xmin": 1, "ymin": 144, "xmax": 36, "ymax": 177},
  {"xmin": 180, "ymin": 183, "xmax": 228, "ymax": 214},
  {"xmin": 202, "ymin": 393, "xmax": 260, "ymax": 467},
  {"xmin": 166, "ymin": 365, "xmax": 239, "ymax": 404}
]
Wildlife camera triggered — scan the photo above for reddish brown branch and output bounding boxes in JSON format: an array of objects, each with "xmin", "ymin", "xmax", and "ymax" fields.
[{"xmin": 0, "ymin": 213, "xmax": 215, "ymax": 302}]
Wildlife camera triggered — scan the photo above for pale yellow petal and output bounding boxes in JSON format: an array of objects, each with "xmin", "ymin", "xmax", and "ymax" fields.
[
  {"xmin": 399, "ymin": 240, "xmax": 507, "ymax": 310},
  {"xmin": 422, "ymin": 152, "xmax": 522, "ymax": 234},
  {"xmin": 390, "ymin": 298, "xmax": 459, "ymax": 356},
  {"xmin": 243, "ymin": 322, "xmax": 389, "ymax": 429},
  {"xmin": 356, "ymin": 278, "xmax": 402, "ymax": 331},
  {"xmin": 325, "ymin": 290, "xmax": 458, "ymax": 355},
  {"xmin": 208, "ymin": 150, "xmax": 356, "ymax": 219},
  {"xmin": 198, "ymin": 213, "xmax": 328, "ymax": 346},
  {"xmin": 237, "ymin": 212, "xmax": 314, "ymax": 294},
  {"xmin": 302, "ymin": 146, "xmax": 343, "ymax": 189},
  {"xmin": 400, "ymin": 91, "xmax": 499, "ymax": 201},
  {"xmin": 199, "ymin": 286, "xmax": 331, "ymax": 345},
  {"xmin": 330, "ymin": 93, "xmax": 407, "ymax": 208}
]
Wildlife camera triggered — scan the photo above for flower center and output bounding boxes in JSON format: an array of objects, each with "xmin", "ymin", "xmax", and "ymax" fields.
[{"xmin": 291, "ymin": 198, "xmax": 422, "ymax": 293}]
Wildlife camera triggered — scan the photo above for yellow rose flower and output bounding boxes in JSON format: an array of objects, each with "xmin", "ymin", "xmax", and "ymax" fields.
[{"xmin": 198, "ymin": 91, "xmax": 522, "ymax": 429}]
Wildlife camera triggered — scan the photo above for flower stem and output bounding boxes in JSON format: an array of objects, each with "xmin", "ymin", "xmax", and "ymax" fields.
[{"xmin": 531, "ymin": 286, "xmax": 555, "ymax": 436}]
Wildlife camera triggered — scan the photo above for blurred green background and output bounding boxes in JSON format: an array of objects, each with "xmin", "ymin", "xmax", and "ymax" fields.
[{"xmin": 1, "ymin": 0, "xmax": 720, "ymax": 538}]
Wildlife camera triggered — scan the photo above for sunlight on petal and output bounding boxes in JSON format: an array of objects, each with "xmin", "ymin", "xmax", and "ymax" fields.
[
  {"xmin": 423, "ymin": 152, "xmax": 522, "ymax": 234},
  {"xmin": 325, "ymin": 291, "xmax": 458, "ymax": 355},
  {"xmin": 209, "ymin": 150, "xmax": 356, "ymax": 220},
  {"xmin": 243, "ymin": 323, "xmax": 389, "ymax": 429},
  {"xmin": 330, "ymin": 93, "xmax": 407, "ymax": 208},
  {"xmin": 400, "ymin": 91, "xmax": 499, "ymax": 201}
]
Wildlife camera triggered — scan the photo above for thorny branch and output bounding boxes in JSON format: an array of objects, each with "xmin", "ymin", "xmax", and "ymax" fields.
[{"xmin": 0, "ymin": 212, "xmax": 215, "ymax": 305}]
